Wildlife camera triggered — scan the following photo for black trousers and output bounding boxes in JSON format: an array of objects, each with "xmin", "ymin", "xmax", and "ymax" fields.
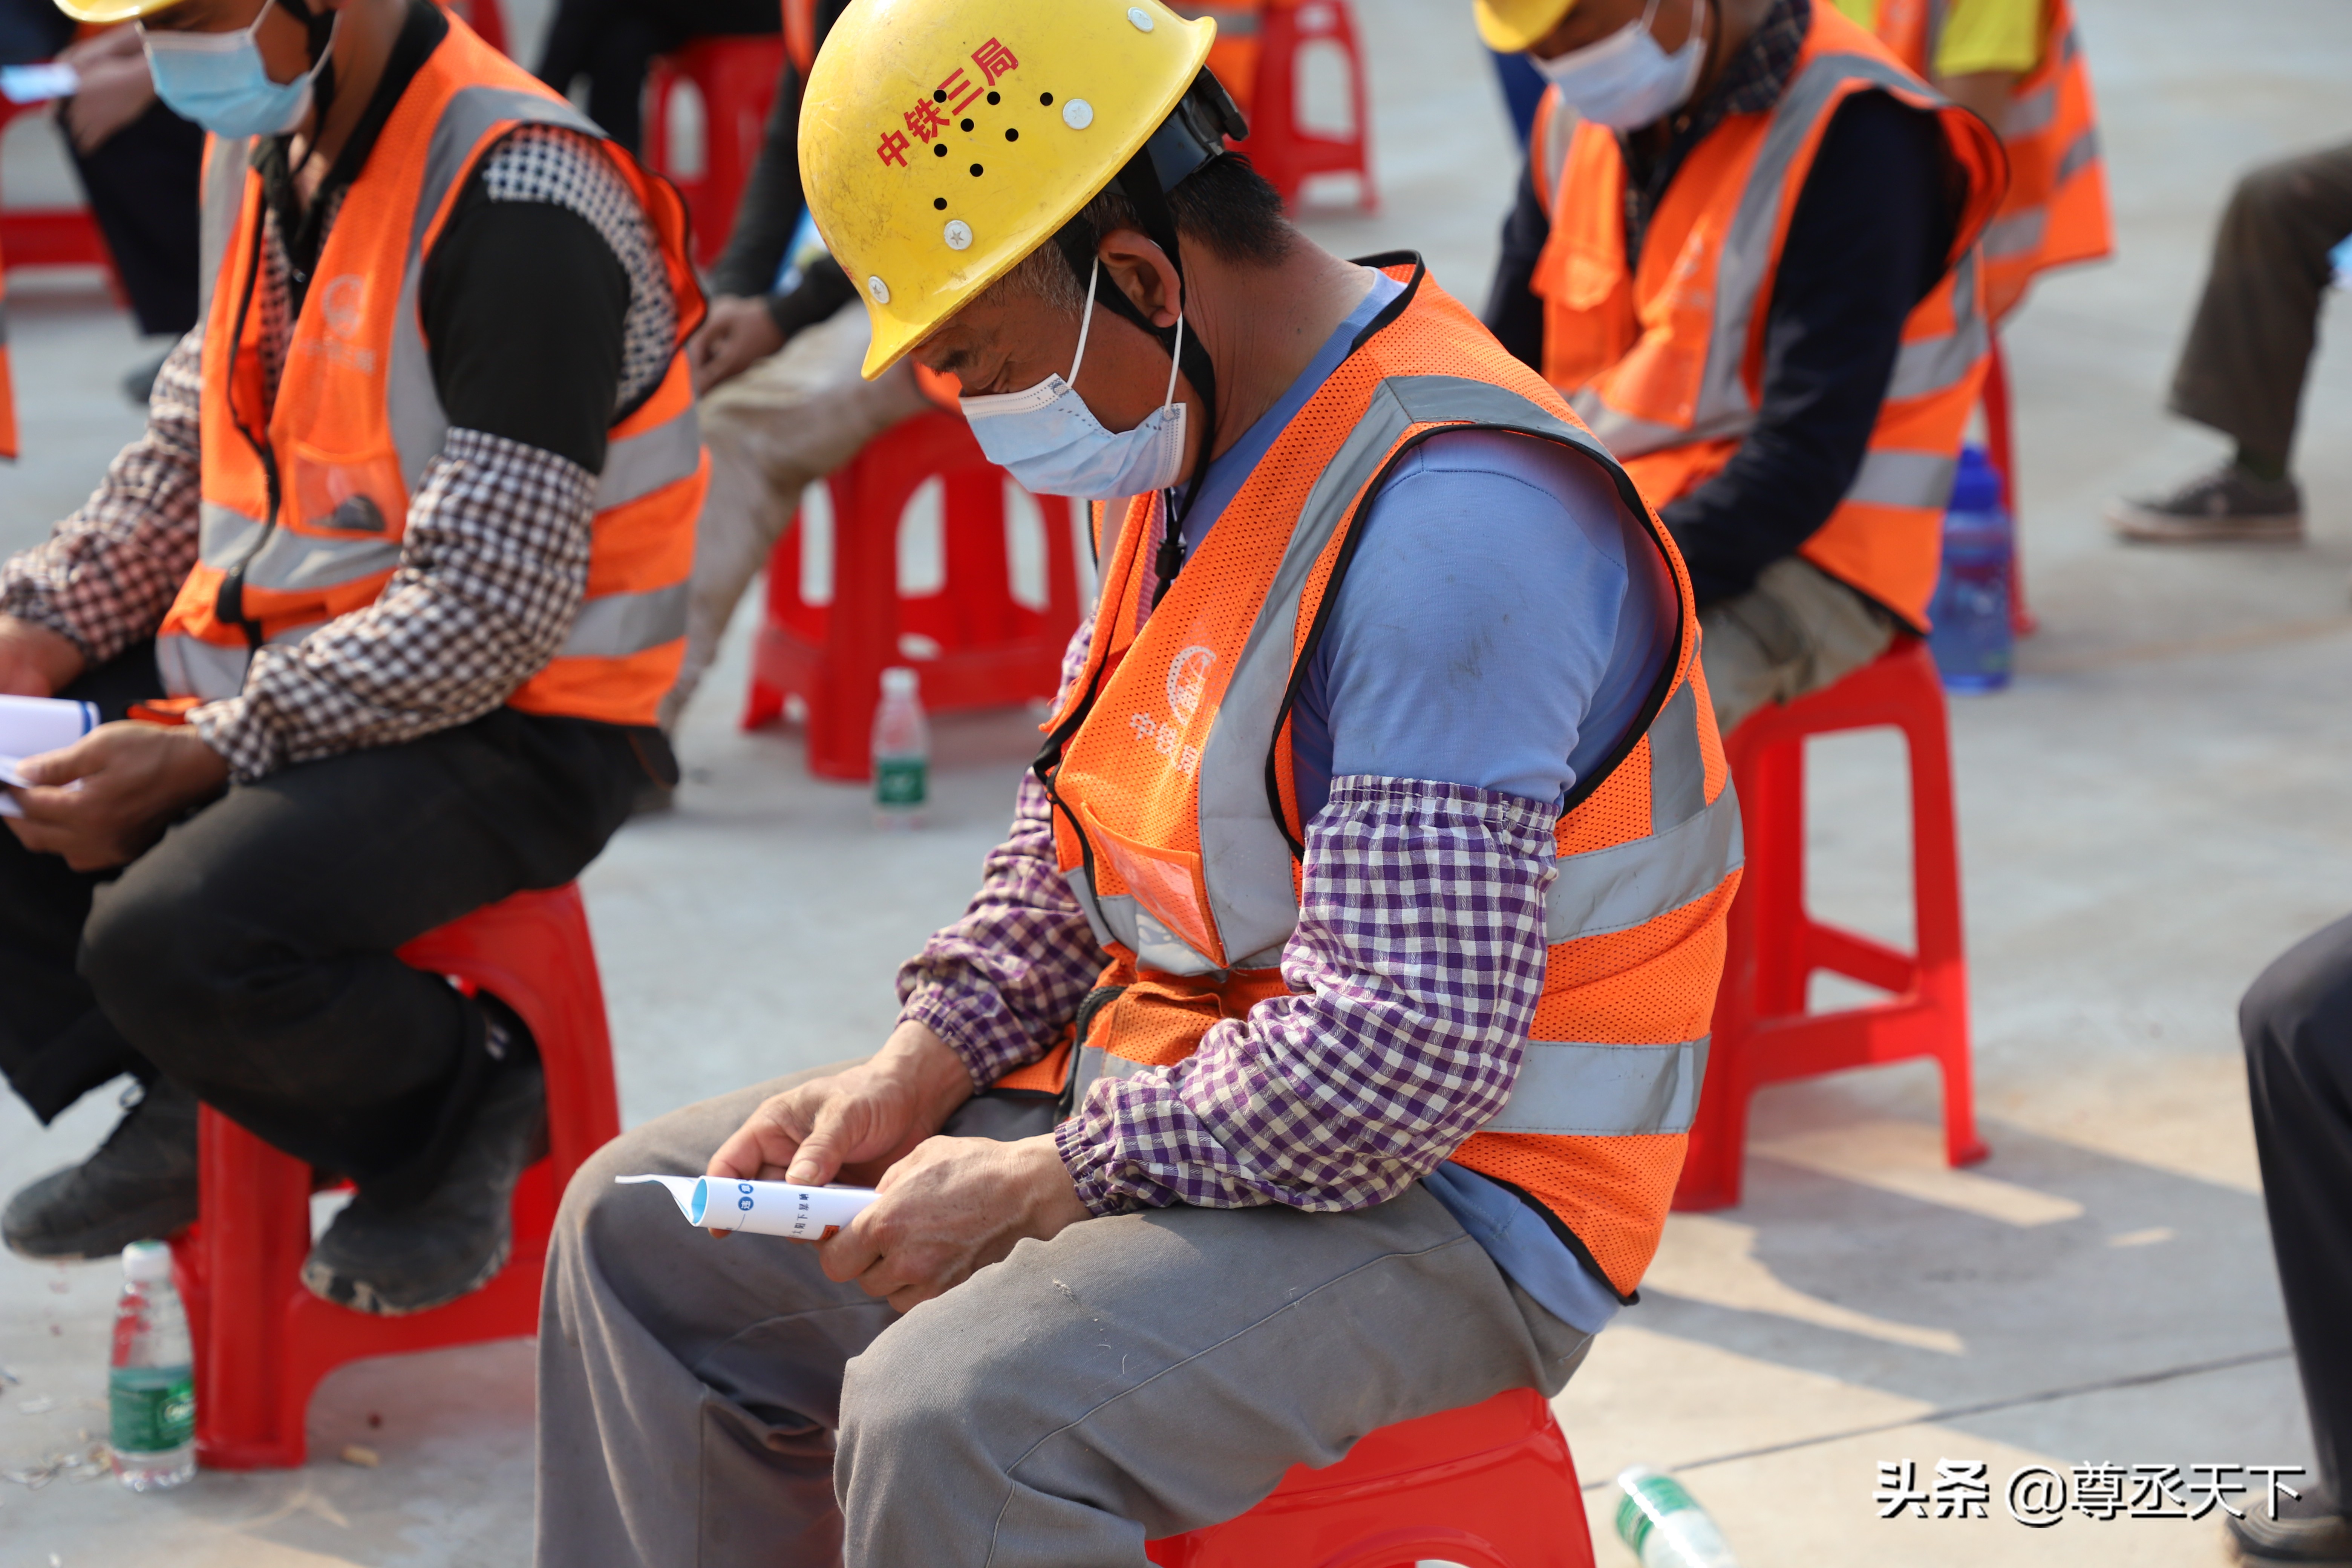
[
  {"xmin": 532, "ymin": 0, "xmax": 779, "ymax": 154},
  {"xmin": 0, "ymin": 648, "xmax": 655, "ymax": 1206},
  {"xmin": 2242, "ymin": 915, "xmax": 2352, "ymax": 1505},
  {"xmin": 2169, "ymin": 141, "xmax": 2352, "ymax": 464},
  {"xmin": 66, "ymin": 100, "xmax": 205, "ymax": 340}
]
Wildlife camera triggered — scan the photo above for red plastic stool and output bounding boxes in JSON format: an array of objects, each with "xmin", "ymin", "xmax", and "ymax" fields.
[
  {"xmin": 742, "ymin": 407, "xmax": 1086, "ymax": 782},
  {"xmin": 643, "ymin": 35, "xmax": 785, "ymax": 270},
  {"xmin": 0, "ymin": 92, "xmax": 118, "ymax": 283},
  {"xmin": 1673, "ymin": 640, "xmax": 1985, "ymax": 1211},
  {"xmin": 165, "ymin": 884, "xmax": 620, "ymax": 1469},
  {"xmin": 1978, "ymin": 335, "xmax": 2035, "ymax": 636},
  {"xmin": 1145, "ymin": 1389, "xmax": 1596, "ymax": 1568},
  {"xmin": 439, "ymin": 0, "xmax": 508, "ymax": 57},
  {"xmin": 1245, "ymin": 0, "xmax": 1376, "ymax": 214}
]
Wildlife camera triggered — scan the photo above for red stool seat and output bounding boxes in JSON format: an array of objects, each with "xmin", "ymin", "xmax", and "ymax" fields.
[
  {"xmin": 644, "ymin": 35, "xmax": 785, "ymax": 270},
  {"xmin": 166, "ymin": 884, "xmax": 620, "ymax": 1469},
  {"xmin": 0, "ymin": 92, "xmax": 119, "ymax": 285},
  {"xmin": 743, "ymin": 407, "xmax": 1086, "ymax": 781},
  {"xmin": 1145, "ymin": 1389, "xmax": 1596, "ymax": 1568},
  {"xmin": 1244, "ymin": 0, "xmax": 1377, "ymax": 214},
  {"xmin": 1675, "ymin": 639, "xmax": 1984, "ymax": 1210}
]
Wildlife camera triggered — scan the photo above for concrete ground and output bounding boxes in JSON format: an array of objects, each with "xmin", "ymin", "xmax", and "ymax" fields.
[{"xmin": 2, "ymin": 1, "xmax": 2350, "ymax": 1563}]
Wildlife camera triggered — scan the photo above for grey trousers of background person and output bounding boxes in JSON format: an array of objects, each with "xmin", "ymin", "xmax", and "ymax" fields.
[
  {"xmin": 2168, "ymin": 140, "xmax": 2352, "ymax": 466},
  {"xmin": 661, "ymin": 304, "xmax": 936, "ymax": 730},
  {"xmin": 1699, "ymin": 555, "xmax": 1898, "ymax": 741},
  {"xmin": 534, "ymin": 1064, "xmax": 1594, "ymax": 1568}
]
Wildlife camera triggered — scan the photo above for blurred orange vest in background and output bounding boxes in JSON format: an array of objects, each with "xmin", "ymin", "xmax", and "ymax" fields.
[
  {"xmin": 1527, "ymin": 5, "xmax": 2004, "ymax": 629},
  {"xmin": 158, "ymin": 20, "xmax": 706, "ymax": 727}
]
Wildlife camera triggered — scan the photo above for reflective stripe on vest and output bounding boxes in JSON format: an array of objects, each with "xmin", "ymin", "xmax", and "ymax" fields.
[{"xmin": 155, "ymin": 619, "xmax": 324, "ymax": 701}]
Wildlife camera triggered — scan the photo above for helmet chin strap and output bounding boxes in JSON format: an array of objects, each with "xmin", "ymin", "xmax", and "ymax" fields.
[{"xmin": 274, "ymin": 0, "xmax": 339, "ymax": 130}]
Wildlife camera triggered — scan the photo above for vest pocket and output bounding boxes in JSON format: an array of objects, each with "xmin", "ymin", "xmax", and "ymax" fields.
[
  {"xmin": 287, "ymin": 442, "xmax": 409, "ymax": 539},
  {"xmin": 1078, "ymin": 802, "xmax": 1226, "ymax": 970}
]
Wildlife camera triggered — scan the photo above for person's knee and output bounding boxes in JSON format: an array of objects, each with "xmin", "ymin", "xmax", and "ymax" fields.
[
  {"xmin": 839, "ymin": 1289, "xmax": 1036, "ymax": 1493},
  {"xmin": 2224, "ymin": 156, "xmax": 2312, "ymax": 243},
  {"xmin": 2241, "ymin": 917, "xmax": 2352, "ymax": 1077},
  {"xmin": 78, "ymin": 869, "xmax": 254, "ymax": 1061}
]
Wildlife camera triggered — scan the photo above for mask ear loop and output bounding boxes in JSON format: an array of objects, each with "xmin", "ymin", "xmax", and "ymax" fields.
[
  {"xmin": 1067, "ymin": 255, "xmax": 1102, "ymax": 386},
  {"xmin": 1162, "ymin": 307, "xmax": 1185, "ymax": 411}
]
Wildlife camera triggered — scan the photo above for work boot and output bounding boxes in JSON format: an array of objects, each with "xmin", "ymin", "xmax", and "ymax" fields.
[
  {"xmin": 299, "ymin": 1059, "xmax": 548, "ymax": 1317},
  {"xmin": 2105, "ymin": 463, "xmax": 2304, "ymax": 542},
  {"xmin": 2, "ymin": 1078, "xmax": 200, "ymax": 1261},
  {"xmin": 2227, "ymin": 1494, "xmax": 2352, "ymax": 1564}
]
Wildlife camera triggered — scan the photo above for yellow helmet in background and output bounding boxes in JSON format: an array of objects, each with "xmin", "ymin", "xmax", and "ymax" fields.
[
  {"xmin": 54, "ymin": 0, "xmax": 182, "ymax": 26},
  {"xmin": 1473, "ymin": 0, "xmax": 1580, "ymax": 54},
  {"xmin": 801, "ymin": 0, "xmax": 1217, "ymax": 379}
]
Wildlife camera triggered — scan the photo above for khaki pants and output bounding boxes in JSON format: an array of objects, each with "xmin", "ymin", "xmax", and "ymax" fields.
[
  {"xmin": 533, "ymin": 1063, "xmax": 1592, "ymax": 1568},
  {"xmin": 1699, "ymin": 556, "xmax": 1898, "ymax": 740},
  {"xmin": 664, "ymin": 305, "xmax": 934, "ymax": 729}
]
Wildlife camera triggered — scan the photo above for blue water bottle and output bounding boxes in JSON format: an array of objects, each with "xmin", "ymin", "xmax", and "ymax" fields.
[{"xmin": 1927, "ymin": 444, "xmax": 2013, "ymax": 693}]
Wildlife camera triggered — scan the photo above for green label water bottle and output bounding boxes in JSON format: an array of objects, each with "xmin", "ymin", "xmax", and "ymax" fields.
[
  {"xmin": 1615, "ymin": 1465, "xmax": 1739, "ymax": 1567},
  {"xmin": 871, "ymin": 666, "xmax": 930, "ymax": 828}
]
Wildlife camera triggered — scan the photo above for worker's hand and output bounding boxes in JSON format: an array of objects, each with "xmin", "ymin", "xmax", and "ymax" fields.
[
  {"xmin": 58, "ymin": 51, "xmax": 158, "ymax": 155},
  {"xmin": 817, "ymin": 1133, "xmax": 1090, "ymax": 1313},
  {"xmin": 0, "ymin": 616, "xmax": 87, "ymax": 698},
  {"xmin": 5, "ymin": 722, "xmax": 229, "ymax": 871},
  {"xmin": 707, "ymin": 1020, "xmax": 976, "ymax": 1195},
  {"xmin": 687, "ymin": 295, "xmax": 787, "ymax": 395}
]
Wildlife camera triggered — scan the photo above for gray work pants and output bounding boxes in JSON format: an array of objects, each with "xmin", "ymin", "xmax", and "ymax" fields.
[
  {"xmin": 1699, "ymin": 555, "xmax": 1899, "ymax": 741},
  {"xmin": 534, "ymin": 1064, "xmax": 1593, "ymax": 1568},
  {"xmin": 662, "ymin": 304, "xmax": 935, "ymax": 729}
]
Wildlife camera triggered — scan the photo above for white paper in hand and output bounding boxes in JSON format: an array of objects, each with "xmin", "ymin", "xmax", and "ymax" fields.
[
  {"xmin": 617, "ymin": 1174, "xmax": 879, "ymax": 1240},
  {"xmin": 0, "ymin": 695, "xmax": 99, "ymax": 819}
]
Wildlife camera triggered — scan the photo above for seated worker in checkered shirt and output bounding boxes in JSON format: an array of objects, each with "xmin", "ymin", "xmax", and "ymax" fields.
[
  {"xmin": 533, "ymin": 5, "xmax": 1741, "ymax": 1564},
  {"xmin": 0, "ymin": 0, "xmax": 703, "ymax": 1315}
]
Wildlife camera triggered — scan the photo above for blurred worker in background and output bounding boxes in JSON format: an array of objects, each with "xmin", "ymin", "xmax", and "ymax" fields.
[
  {"xmin": 533, "ymin": 0, "xmax": 777, "ymax": 153},
  {"xmin": 2237, "ymin": 918, "xmax": 2352, "ymax": 1564},
  {"xmin": 0, "ymin": 0, "xmax": 204, "ymax": 398},
  {"xmin": 0, "ymin": 0, "xmax": 702, "ymax": 1317},
  {"xmin": 660, "ymin": 0, "xmax": 937, "ymax": 736},
  {"xmin": 537, "ymin": 1, "xmax": 1740, "ymax": 1559},
  {"xmin": 1833, "ymin": 0, "xmax": 2111, "ymax": 324},
  {"xmin": 2105, "ymin": 142, "xmax": 2352, "ymax": 545},
  {"xmin": 1481, "ymin": 0, "xmax": 2004, "ymax": 739}
]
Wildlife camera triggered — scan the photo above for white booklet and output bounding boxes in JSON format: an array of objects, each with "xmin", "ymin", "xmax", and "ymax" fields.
[
  {"xmin": 0, "ymin": 695, "xmax": 99, "ymax": 818},
  {"xmin": 618, "ymin": 1173, "xmax": 879, "ymax": 1241}
]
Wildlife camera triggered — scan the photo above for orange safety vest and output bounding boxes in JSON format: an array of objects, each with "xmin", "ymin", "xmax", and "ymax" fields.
[
  {"xmin": 1527, "ymin": 5, "xmax": 2005, "ymax": 629},
  {"xmin": 1167, "ymin": 3, "xmax": 1263, "ymax": 118},
  {"xmin": 1871, "ymin": 0, "xmax": 2110, "ymax": 321},
  {"xmin": 1017, "ymin": 258, "xmax": 1741, "ymax": 1298},
  {"xmin": 156, "ymin": 17, "xmax": 707, "ymax": 727}
]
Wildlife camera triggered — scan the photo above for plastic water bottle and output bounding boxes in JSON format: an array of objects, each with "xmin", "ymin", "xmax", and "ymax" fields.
[
  {"xmin": 871, "ymin": 666, "xmax": 930, "ymax": 829},
  {"xmin": 1926, "ymin": 443, "xmax": 2014, "ymax": 694},
  {"xmin": 109, "ymin": 1240, "xmax": 195, "ymax": 1491},
  {"xmin": 1615, "ymin": 1465, "xmax": 1739, "ymax": 1567}
]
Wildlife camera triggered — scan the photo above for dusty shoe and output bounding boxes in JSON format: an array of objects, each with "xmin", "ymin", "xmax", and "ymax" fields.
[
  {"xmin": 2, "ymin": 1079, "xmax": 200, "ymax": 1260},
  {"xmin": 300, "ymin": 1060, "xmax": 547, "ymax": 1316},
  {"xmin": 2106, "ymin": 464, "xmax": 2303, "ymax": 542},
  {"xmin": 2228, "ymin": 1500, "xmax": 2352, "ymax": 1564}
]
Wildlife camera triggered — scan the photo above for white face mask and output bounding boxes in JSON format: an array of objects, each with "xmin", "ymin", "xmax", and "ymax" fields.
[
  {"xmin": 1531, "ymin": 0, "xmax": 1708, "ymax": 131},
  {"xmin": 960, "ymin": 257, "xmax": 1190, "ymax": 502}
]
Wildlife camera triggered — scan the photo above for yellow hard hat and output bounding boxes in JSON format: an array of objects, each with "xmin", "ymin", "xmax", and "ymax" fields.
[
  {"xmin": 55, "ymin": 0, "xmax": 185, "ymax": 24},
  {"xmin": 801, "ymin": 0, "xmax": 1217, "ymax": 379},
  {"xmin": 1474, "ymin": 0, "xmax": 1580, "ymax": 54}
]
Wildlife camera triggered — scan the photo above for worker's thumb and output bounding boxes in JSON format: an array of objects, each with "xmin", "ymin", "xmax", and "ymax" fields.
[{"xmin": 785, "ymin": 1101, "xmax": 849, "ymax": 1187}]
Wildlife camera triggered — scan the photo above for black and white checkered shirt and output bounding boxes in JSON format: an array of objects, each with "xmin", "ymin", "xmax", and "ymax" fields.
[{"xmin": 0, "ymin": 126, "xmax": 677, "ymax": 781}]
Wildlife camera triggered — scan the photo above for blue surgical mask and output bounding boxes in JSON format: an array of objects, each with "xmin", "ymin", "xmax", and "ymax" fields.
[
  {"xmin": 1531, "ymin": 0, "xmax": 1707, "ymax": 131},
  {"xmin": 141, "ymin": 2, "xmax": 332, "ymax": 140},
  {"xmin": 960, "ymin": 257, "xmax": 1190, "ymax": 502}
]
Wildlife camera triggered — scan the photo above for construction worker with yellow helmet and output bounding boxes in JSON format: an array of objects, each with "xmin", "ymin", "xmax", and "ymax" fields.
[
  {"xmin": 1479, "ymin": 0, "xmax": 2005, "ymax": 740},
  {"xmin": 0, "ymin": 0, "xmax": 704, "ymax": 1311},
  {"xmin": 536, "ymin": 2, "xmax": 1739, "ymax": 1560}
]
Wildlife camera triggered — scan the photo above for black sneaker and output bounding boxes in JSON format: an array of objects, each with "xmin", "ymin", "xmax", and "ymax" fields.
[
  {"xmin": 299, "ymin": 1060, "xmax": 548, "ymax": 1316},
  {"xmin": 2, "ymin": 1079, "xmax": 200, "ymax": 1261},
  {"xmin": 120, "ymin": 350, "xmax": 170, "ymax": 409},
  {"xmin": 2228, "ymin": 1503, "xmax": 2352, "ymax": 1564},
  {"xmin": 2106, "ymin": 464, "xmax": 2304, "ymax": 542}
]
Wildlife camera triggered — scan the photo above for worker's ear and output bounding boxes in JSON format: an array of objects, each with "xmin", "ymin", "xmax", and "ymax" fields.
[{"xmin": 1096, "ymin": 229, "xmax": 1184, "ymax": 331}]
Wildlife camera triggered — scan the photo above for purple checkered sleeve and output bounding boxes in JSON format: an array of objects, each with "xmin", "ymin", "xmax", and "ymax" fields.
[
  {"xmin": 0, "ymin": 329, "xmax": 204, "ymax": 662},
  {"xmin": 1055, "ymin": 776, "xmax": 1560, "ymax": 1216},
  {"xmin": 895, "ymin": 617, "xmax": 1107, "ymax": 1091}
]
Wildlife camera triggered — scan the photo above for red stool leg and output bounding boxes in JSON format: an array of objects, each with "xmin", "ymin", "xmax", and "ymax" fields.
[
  {"xmin": 808, "ymin": 455, "xmax": 897, "ymax": 781},
  {"xmin": 1981, "ymin": 337, "xmax": 2035, "ymax": 637},
  {"xmin": 188, "ymin": 1109, "xmax": 317, "ymax": 1468},
  {"xmin": 1890, "ymin": 648, "xmax": 1987, "ymax": 1167}
]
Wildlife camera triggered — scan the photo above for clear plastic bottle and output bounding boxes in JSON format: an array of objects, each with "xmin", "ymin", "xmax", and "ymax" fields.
[
  {"xmin": 109, "ymin": 1240, "xmax": 195, "ymax": 1491},
  {"xmin": 1615, "ymin": 1465, "xmax": 1739, "ymax": 1568},
  {"xmin": 1926, "ymin": 444, "xmax": 2014, "ymax": 694},
  {"xmin": 871, "ymin": 666, "xmax": 931, "ymax": 829}
]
